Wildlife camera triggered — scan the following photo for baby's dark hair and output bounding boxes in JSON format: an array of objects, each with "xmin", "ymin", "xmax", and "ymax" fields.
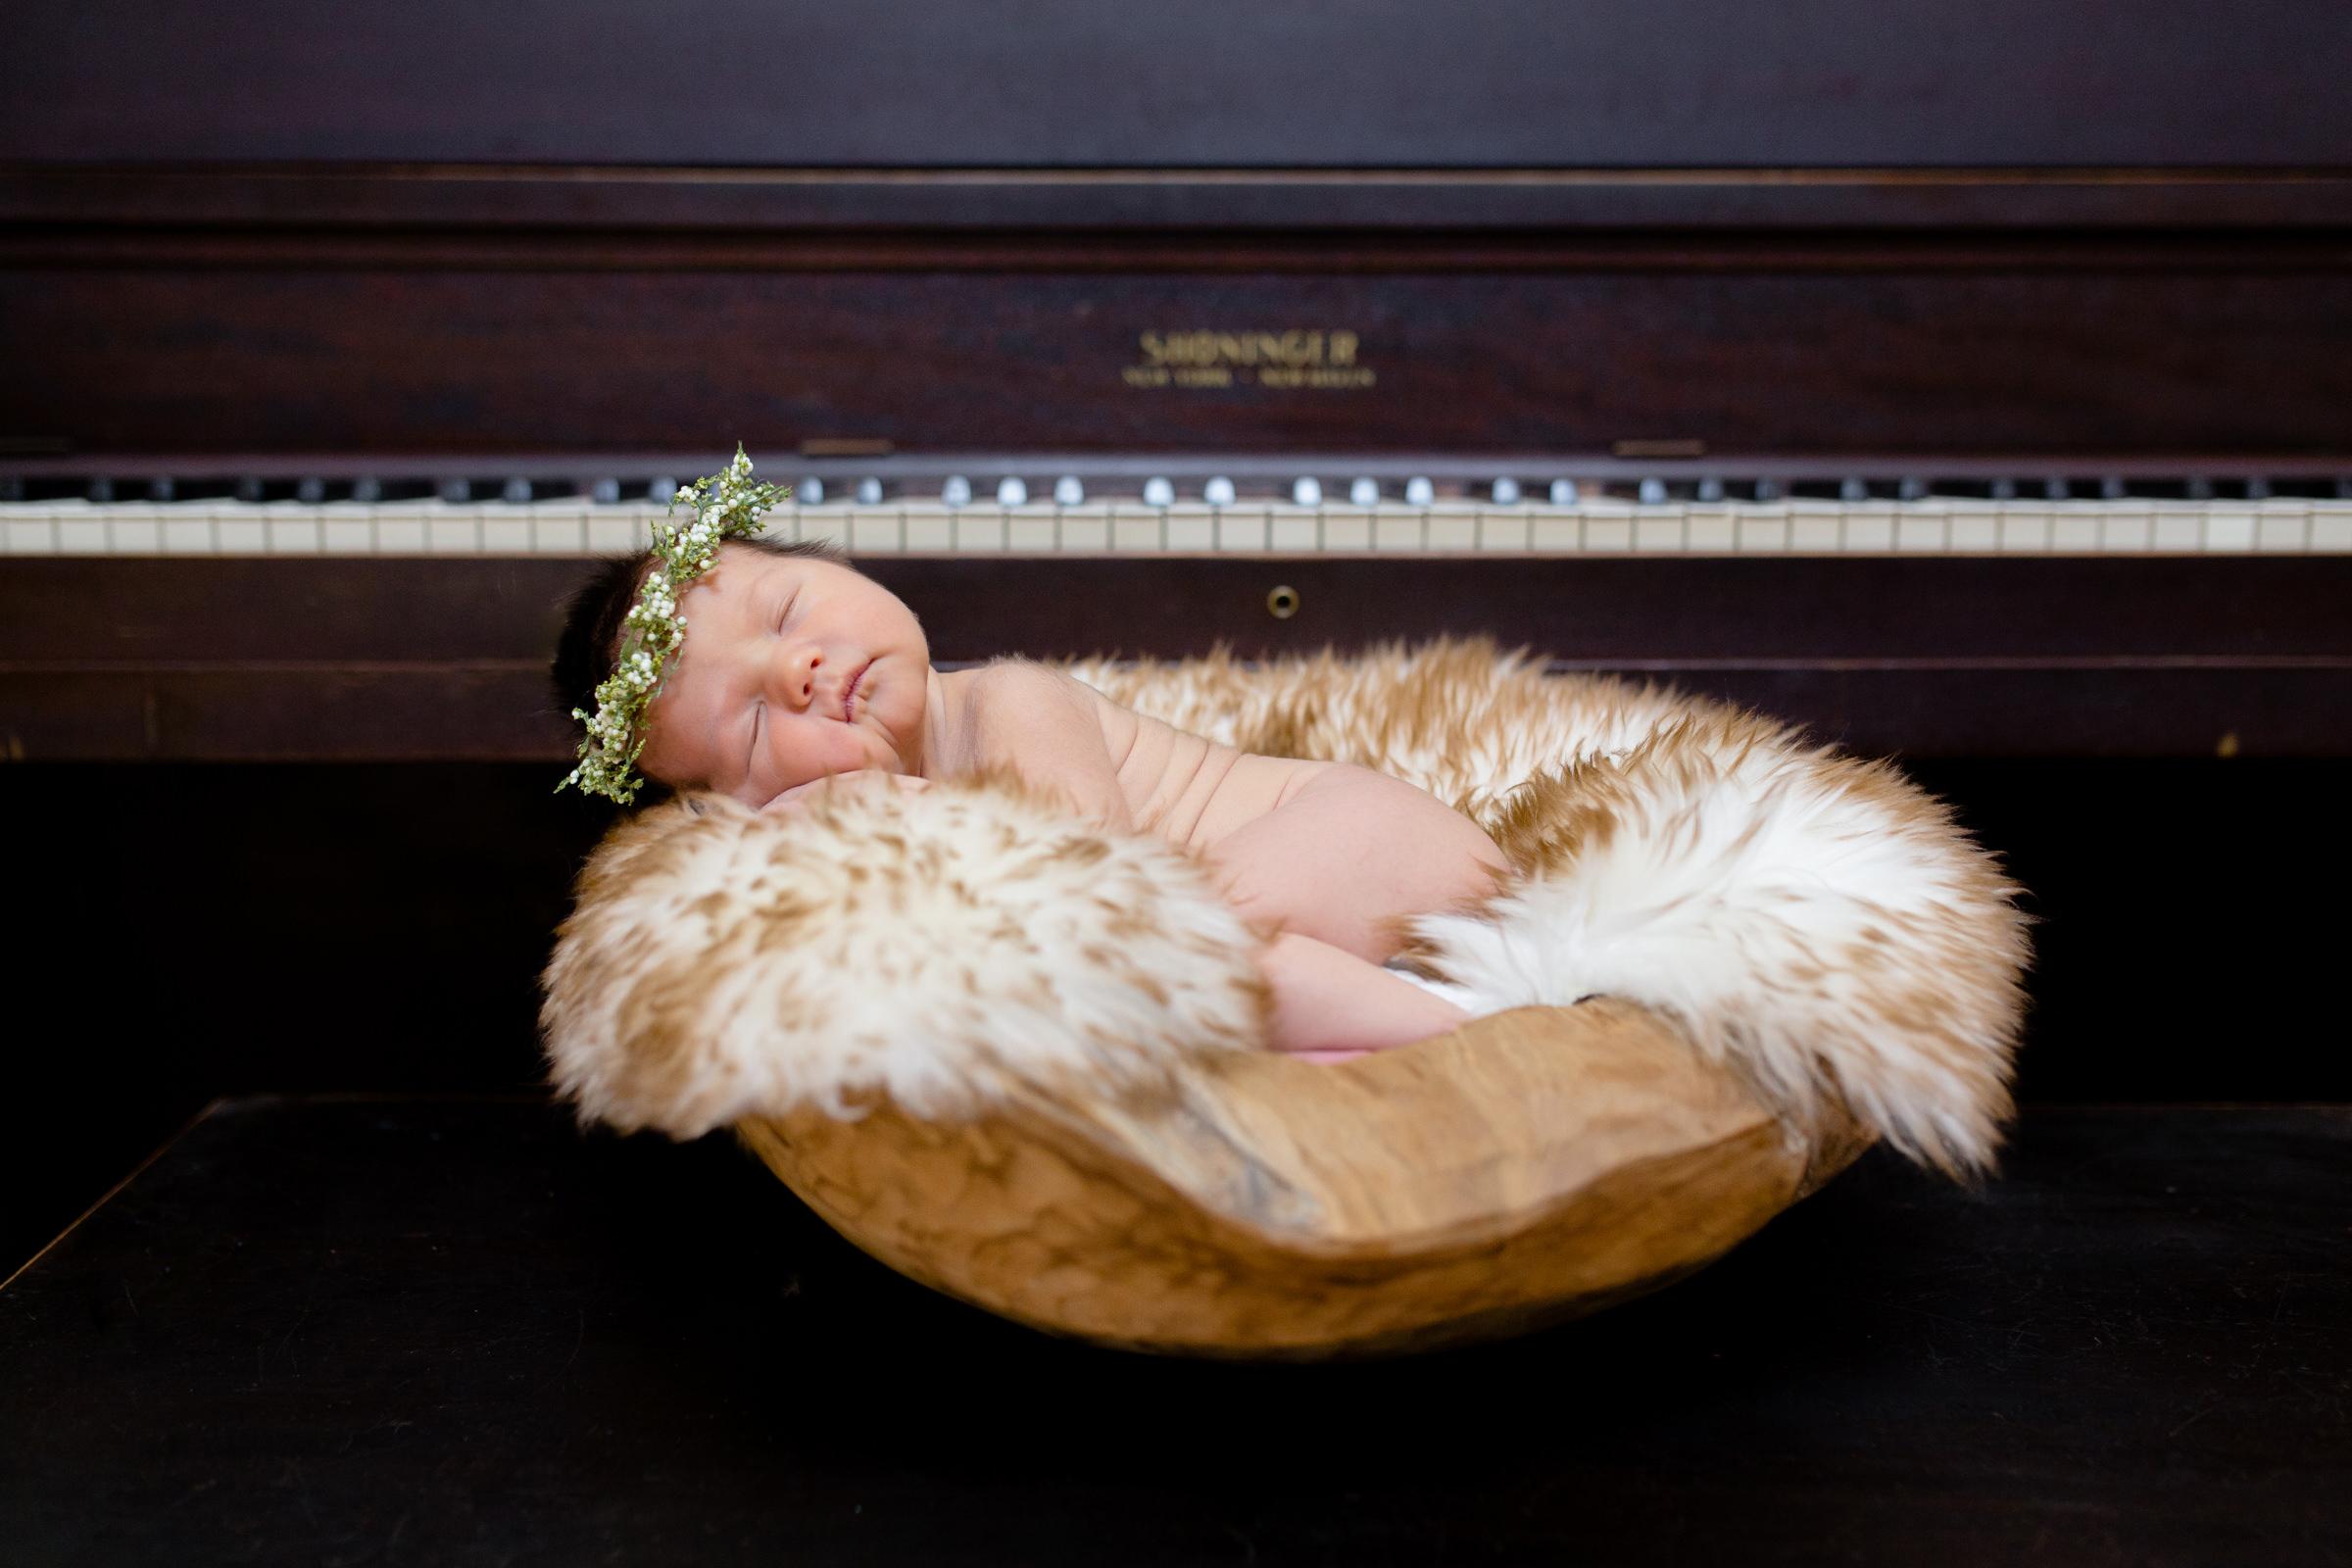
[{"xmin": 551, "ymin": 534, "xmax": 848, "ymax": 728}]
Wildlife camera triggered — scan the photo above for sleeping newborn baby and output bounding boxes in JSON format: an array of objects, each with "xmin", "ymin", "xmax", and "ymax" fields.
[{"xmin": 559, "ymin": 536, "xmax": 1507, "ymax": 1059}]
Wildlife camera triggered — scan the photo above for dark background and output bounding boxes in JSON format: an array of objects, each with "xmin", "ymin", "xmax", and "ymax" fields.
[{"xmin": 8, "ymin": 754, "xmax": 2348, "ymax": 1277}]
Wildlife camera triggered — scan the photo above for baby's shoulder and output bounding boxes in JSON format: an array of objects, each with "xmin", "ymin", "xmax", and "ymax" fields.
[{"xmin": 955, "ymin": 658, "xmax": 1137, "ymax": 745}]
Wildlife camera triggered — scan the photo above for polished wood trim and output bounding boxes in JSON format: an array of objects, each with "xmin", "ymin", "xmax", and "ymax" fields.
[
  {"xmin": 9, "ymin": 227, "xmax": 2352, "ymax": 274},
  {"xmin": 10, "ymin": 164, "xmax": 2352, "ymax": 232}
]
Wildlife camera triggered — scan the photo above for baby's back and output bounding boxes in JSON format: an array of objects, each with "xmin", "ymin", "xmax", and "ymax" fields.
[{"xmin": 1084, "ymin": 685, "xmax": 1329, "ymax": 850}]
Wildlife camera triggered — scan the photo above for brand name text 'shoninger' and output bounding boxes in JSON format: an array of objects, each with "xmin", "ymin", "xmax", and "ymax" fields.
[{"xmin": 1123, "ymin": 330, "xmax": 1376, "ymax": 388}]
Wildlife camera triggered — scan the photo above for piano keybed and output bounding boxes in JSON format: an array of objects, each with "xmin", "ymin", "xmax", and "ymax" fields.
[{"xmin": 9, "ymin": 485, "xmax": 2349, "ymax": 558}]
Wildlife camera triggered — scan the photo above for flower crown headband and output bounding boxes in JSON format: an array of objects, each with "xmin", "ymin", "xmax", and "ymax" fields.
[{"xmin": 558, "ymin": 447, "xmax": 792, "ymax": 805}]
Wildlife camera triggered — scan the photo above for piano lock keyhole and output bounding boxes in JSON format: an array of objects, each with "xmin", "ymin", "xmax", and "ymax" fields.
[{"xmin": 1265, "ymin": 584, "xmax": 1300, "ymax": 619}]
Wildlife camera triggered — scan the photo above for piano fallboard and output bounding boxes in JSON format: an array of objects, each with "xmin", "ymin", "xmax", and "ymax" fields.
[{"xmin": 4, "ymin": 553, "xmax": 2346, "ymax": 764}]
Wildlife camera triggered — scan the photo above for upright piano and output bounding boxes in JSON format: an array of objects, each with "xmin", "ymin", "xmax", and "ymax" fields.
[
  {"xmin": 4, "ymin": 8, "xmax": 2352, "ymax": 1558},
  {"xmin": 3, "ymin": 0, "xmax": 2349, "ymax": 763}
]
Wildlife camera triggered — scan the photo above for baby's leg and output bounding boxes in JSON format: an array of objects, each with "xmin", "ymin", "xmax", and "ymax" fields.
[
  {"xmin": 1205, "ymin": 763, "xmax": 1508, "ymax": 963},
  {"xmin": 1259, "ymin": 931, "xmax": 1470, "ymax": 1060}
]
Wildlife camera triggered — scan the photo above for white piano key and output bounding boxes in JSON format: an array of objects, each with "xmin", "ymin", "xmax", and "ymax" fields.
[
  {"xmin": 1425, "ymin": 512, "xmax": 1476, "ymax": 551},
  {"xmin": 322, "ymin": 517, "xmax": 375, "ymax": 553},
  {"xmin": 1999, "ymin": 511, "xmax": 2051, "ymax": 553},
  {"xmin": 1895, "ymin": 514, "xmax": 1945, "ymax": 553},
  {"xmin": 1217, "ymin": 510, "xmax": 1268, "ymax": 551},
  {"xmin": 270, "ymin": 516, "xmax": 323, "ymax": 554},
  {"xmin": 904, "ymin": 509, "xmax": 954, "ymax": 552},
  {"xmin": 2099, "ymin": 510, "xmax": 2152, "ymax": 553},
  {"xmin": 1111, "ymin": 509, "xmax": 1162, "ymax": 551},
  {"xmin": 1788, "ymin": 510, "xmax": 1841, "ymax": 553},
  {"xmin": 111, "ymin": 514, "xmax": 162, "ymax": 553},
  {"xmin": 851, "ymin": 510, "xmax": 903, "ymax": 553},
  {"xmin": 586, "ymin": 514, "xmax": 642, "ymax": 553},
  {"xmin": 2049, "ymin": 511, "xmax": 2100, "ymax": 552},
  {"xmin": 2256, "ymin": 509, "xmax": 2309, "ymax": 552},
  {"xmin": 1269, "ymin": 510, "xmax": 1320, "ymax": 552},
  {"xmin": 1323, "ymin": 511, "xmax": 1371, "ymax": 551},
  {"xmin": 1527, "ymin": 514, "xmax": 1577, "ymax": 552},
  {"xmin": 1584, "ymin": 515, "xmax": 1633, "ymax": 552},
  {"xmin": 1843, "ymin": 512, "xmax": 1895, "ymax": 552},
  {"xmin": 1635, "ymin": 514, "xmax": 1685, "ymax": 552},
  {"xmin": 377, "ymin": 515, "xmax": 428, "ymax": 553},
  {"xmin": 1006, "ymin": 511, "xmax": 1057, "ymax": 552},
  {"xmin": 1947, "ymin": 512, "xmax": 1999, "ymax": 553},
  {"xmin": 1738, "ymin": 514, "xmax": 1790, "ymax": 552},
  {"xmin": 1687, "ymin": 510, "xmax": 1737, "ymax": 553},
  {"xmin": 4, "ymin": 515, "xmax": 55, "ymax": 553},
  {"xmin": 57, "ymin": 516, "xmax": 108, "ymax": 553},
  {"xmin": 2204, "ymin": 512, "xmax": 2256, "ymax": 551},
  {"xmin": 2151, "ymin": 508, "xmax": 2203, "ymax": 553},
  {"xmin": 1373, "ymin": 510, "xmax": 1424, "ymax": 551},
  {"xmin": 480, "ymin": 516, "xmax": 532, "ymax": 553},
  {"xmin": 426, "ymin": 514, "xmax": 480, "ymax": 554},
  {"xmin": 2311, "ymin": 505, "xmax": 2352, "ymax": 552},
  {"xmin": 1163, "ymin": 508, "xmax": 1215, "ymax": 551},
  {"xmin": 954, "ymin": 510, "xmax": 1006, "ymax": 552},
  {"xmin": 163, "ymin": 514, "xmax": 215, "ymax": 554},
  {"xmin": 1060, "ymin": 511, "xmax": 1109, "ymax": 552}
]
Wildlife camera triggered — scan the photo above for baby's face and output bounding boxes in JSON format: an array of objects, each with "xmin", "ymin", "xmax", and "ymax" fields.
[{"xmin": 637, "ymin": 545, "xmax": 930, "ymax": 805}]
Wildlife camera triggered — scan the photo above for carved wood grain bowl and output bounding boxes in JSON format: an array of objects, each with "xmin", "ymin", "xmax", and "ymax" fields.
[{"xmin": 736, "ymin": 1000, "xmax": 1873, "ymax": 1359}]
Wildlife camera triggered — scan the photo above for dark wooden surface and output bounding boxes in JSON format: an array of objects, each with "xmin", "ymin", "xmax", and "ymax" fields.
[
  {"xmin": 4, "ymin": 556, "xmax": 2348, "ymax": 760},
  {"xmin": 4, "ymin": 1096, "xmax": 2347, "ymax": 1565},
  {"xmin": 6, "ymin": 1, "xmax": 2349, "ymax": 166}
]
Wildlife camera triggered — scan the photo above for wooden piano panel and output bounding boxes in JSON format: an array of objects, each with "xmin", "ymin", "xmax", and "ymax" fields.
[{"xmin": 9, "ymin": 257, "xmax": 2352, "ymax": 460}]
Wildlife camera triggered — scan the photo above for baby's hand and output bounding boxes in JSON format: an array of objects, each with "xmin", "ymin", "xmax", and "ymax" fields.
[{"xmin": 759, "ymin": 771, "xmax": 930, "ymax": 814}]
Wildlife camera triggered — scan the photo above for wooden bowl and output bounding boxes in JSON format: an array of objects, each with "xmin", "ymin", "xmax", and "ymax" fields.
[{"xmin": 737, "ymin": 1000, "xmax": 1872, "ymax": 1359}]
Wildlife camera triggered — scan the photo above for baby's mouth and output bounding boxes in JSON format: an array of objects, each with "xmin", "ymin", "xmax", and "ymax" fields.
[{"xmin": 841, "ymin": 660, "xmax": 871, "ymax": 722}]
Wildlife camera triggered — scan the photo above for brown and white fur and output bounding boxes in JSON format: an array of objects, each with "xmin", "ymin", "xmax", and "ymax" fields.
[{"xmin": 543, "ymin": 640, "xmax": 2029, "ymax": 1175}]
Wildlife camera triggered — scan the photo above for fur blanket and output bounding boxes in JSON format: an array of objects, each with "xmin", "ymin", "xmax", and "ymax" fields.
[{"xmin": 543, "ymin": 641, "xmax": 2029, "ymax": 1176}]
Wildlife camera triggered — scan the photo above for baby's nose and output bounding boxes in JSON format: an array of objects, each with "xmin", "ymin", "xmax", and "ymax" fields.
[{"xmin": 773, "ymin": 642, "xmax": 822, "ymax": 709}]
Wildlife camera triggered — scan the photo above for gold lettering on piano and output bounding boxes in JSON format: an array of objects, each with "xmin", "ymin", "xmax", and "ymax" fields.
[{"xmin": 1125, "ymin": 330, "xmax": 1375, "ymax": 391}]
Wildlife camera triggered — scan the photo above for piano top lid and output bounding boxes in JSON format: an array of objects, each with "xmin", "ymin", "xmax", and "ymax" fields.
[{"xmin": 5, "ymin": 0, "xmax": 2350, "ymax": 172}]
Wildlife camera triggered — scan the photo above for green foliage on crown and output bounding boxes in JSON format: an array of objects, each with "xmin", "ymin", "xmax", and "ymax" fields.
[{"xmin": 558, "ymin": 447, "xmax": 793, "ymax": 805}]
